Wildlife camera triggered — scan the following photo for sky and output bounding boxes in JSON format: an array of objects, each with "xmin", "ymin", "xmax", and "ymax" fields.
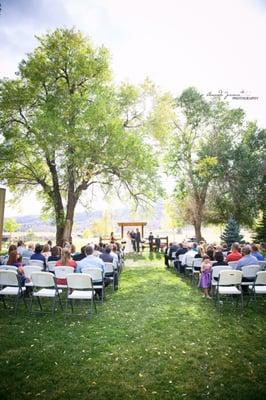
[{"xmin": 1, "ymin": 0, "xmax": 266, "ymax": 216}]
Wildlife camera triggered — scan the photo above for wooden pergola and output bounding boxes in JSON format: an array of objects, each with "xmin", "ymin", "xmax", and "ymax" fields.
[{"xmin": 118, "ymin": 222, "xmax": 147, "ymax": 239}]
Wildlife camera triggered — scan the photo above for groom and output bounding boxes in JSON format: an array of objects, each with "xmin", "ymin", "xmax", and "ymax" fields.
[
  {"xmin": 135, "ymin": 228, "xmax": 141, "ymax": 253},
  {"xmin": 131, "ymin": 230, "xmax": 136, "ymax": 252}
]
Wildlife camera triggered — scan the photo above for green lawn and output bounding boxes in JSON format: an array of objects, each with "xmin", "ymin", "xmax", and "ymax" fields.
[{"xmin": 0, "ymin": 253, "xmax": 265, "ymax": 400}]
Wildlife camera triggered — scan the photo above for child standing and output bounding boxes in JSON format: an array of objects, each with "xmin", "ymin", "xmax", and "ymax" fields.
[{"xmin": 199, "ymin": 255, "xmax": 212, "ymax": 299}]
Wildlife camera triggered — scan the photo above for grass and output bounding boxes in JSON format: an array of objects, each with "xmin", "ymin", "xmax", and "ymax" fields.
[{"xmin": 0, "ymin": 253, "xmax": 265, "ymax": 400}]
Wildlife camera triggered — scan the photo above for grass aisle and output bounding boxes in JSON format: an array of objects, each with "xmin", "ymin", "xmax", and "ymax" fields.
[{"xmin": 0, "ymin": 254, "xmax": 265, "ymax": 400}]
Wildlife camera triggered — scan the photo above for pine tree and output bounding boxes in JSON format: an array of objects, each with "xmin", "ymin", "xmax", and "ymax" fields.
[
  {"xmin": 220, "ymin": 217, "xmax": 244, "ymax": 248},
  {"xmin": 253, "ymin": 210, "xmax": 266, "ymax": 242}
]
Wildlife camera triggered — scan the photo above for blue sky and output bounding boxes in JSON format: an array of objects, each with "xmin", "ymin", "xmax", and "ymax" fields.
[{"xmin": 1, "ymin": 0, "xmax": 266, "ymax": 216}]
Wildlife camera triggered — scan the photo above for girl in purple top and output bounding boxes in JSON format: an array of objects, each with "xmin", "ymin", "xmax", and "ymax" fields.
[{"xmin": 199, "ymin": 255, "xmax": 212, "ymax": 299}]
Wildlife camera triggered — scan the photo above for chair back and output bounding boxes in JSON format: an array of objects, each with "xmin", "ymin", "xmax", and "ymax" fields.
[
  {"xmin": 29, "ymin": 259, "xmax": 44, "ymax": 268},
  {"xmin": 258, "ymin": 260, "xmax": 266, "ymax": 270},
  {"xmin": 186, "ymin": 255, "xmax": 195, "ymax": 267},
  {"xmin": 54, "ymin": 266, "xmax": 74, "ymax": 280},
  {"xmin": 242, "ymin": 265, "xmax": 261, "ymax": 279},
  {"xmin": 105, "ymin": 262, "xmax": 114, "ymax": 274},
  {"xmin": 0, "ymin": 265, "xmax": 18, "ymax": 272},
  {"xmin": 255, "ymin": 271, "xmax": 266, "ymax": 285},
  {"xmin": 24, "ymin": 265, "xmax": 42, "ymax": 279},
  {"xmin": 47, "ymin": 261, "xmax": 56, "ymax": 272},
  {"xmin": 193, "ymin": 258, "xmax": 202, "ymax": 268},
  {"xmin": 228, "ymin": 261, "xmax": 238, "ymax": 269},
  {"xmin": 178, "ymin": 254, "xmax": 186, "ymax": 265},
  {"xmin": 82, "ymin": 267, "xmax": 103, "ymax": 282},
  {"xmin": 0, "ymin": 270, "xmax": 18, "ymax": 286},
  {"xmin": 22, "ymin": 257, "xmax": 30, "ymax": 265},
  {"xmin": 31, "ymin": 272, "xmax": 55, "ymax": 287},
  {"xmin": 218, "ymin": 270, "xmax": 242, "ymax": 286},
  {"xmin": 212, "ymin": 265, "xmax": 232, "ymax": 280},
  {"xmin": 67, "ymin": 273, "xmax": 93, "ymax": 289}
]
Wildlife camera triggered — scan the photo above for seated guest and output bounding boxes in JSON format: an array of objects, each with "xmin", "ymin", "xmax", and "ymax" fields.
[
  {"xmin": 93, "ymin": 244, "xmax": 101, "ymax": 257},
  {"xmin": 174, "ymin": 243, "xmax": 188, "ymax": 271},
  {"xmin": 183, "ymin": 243, "xmax": 196, "ymax": 266},
  {"xmin": 110, "ymin": 244, "xmax": 119, "ymax": 268},
  {"xmin": 17, "ymin": 240, "xmax": 26, "ymax": 256},
  {"xmin": 206, "ymin": 245, "xmax": 214, "ymax": 261},
  {"xmin": 226, "ymin": 242, "xmax": 242, "ymax": 262},
  {"xmin": 251, "ymin": 244, "xmax": 264, "ymax": 261},
  {"xmin": 72, "ymin": 245, "xmax": 86, "ymax": 261},
  {"xmin": 236, "ymin": 245, "xmax": 259, "ymax": 270},
  {"xmin": 212, "ymin": 251, "xmax": 228, "ymax": 266},
  {"xmin": 76, "ymin": 245, "xmax": 107, "ymax": 297},
  {"xmin": 21, "ymin": 243, "xmax": 35, "ymax": 258},
  {"xmin": 165, "ymin": 242, "xmax": 179, "ymax": 268},
  {"xmin": 47, "ymin": 246, "xmax": 61, "ymax": 262},
  {"xmin": 7, "ymin": 250, "xmax": 27, "ymax": 285},
  {"xmin": 42, "ymin": 243, "xmax": 51, "ymax": 261},
  {"xmin": 55, "ymin": 248, "xmax": 76, "ymax": 285},
  {"xmin": 100, "ymin": 245, "xmax": 113, "ymax": 263},
  {"xmin": 195, "ymin": 245, "xmax": 204, "ymax": 258},
  {"xmin": 70, "ymin": 244, "xmax": 76, "ymax": 256},
  {"xmin": 30, "ymin": 244, "xmax": 46, "ymax": 268},
  {"xmin": 76, "ymin": 245, "xmax": 105, "ymax": 273}
]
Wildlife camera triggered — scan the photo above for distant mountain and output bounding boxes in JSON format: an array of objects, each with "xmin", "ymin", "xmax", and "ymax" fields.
[{"xmin": 13, "ymin": 202, "xmax": 165, "ymax": 233}]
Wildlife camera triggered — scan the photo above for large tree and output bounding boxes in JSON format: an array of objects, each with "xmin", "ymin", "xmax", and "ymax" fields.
[
  {"xmin": 166, "ymin": 87, "xmax": 255, "ymax": 241},
  {"xmin": 0, "ymin": 29, "xmax": 161, "ymax": 245}
]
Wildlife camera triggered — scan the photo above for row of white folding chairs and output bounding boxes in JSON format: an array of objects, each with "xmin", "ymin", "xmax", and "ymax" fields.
[
  {"xmin": 0, "ymin": 269, "xmax": 98, "ymax": 317},
  {"xmin": 214, "ymin": 269, "xmax": 266, "ymax": 309}
]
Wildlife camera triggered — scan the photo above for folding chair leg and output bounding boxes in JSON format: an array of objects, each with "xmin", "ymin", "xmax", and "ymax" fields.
[
  {"xmin": 2, "ymin": 296, "xmax": 7, "ymax": 309},
  {"xmin": 37, "ymin": 296, "xmax": 43, "ymax": 311},
  {"xmin": 58, "ymin": 293, "xmax": 63, "ymax": 311}
]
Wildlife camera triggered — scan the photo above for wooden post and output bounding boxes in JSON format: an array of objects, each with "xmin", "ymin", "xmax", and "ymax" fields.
[
  {"xmin": 141, "ymin": 224, "xmax": 144, "ymax": 238},
  {"xmin": 121, "ymin": 225, "xmax": 124, "ymax": 238}
]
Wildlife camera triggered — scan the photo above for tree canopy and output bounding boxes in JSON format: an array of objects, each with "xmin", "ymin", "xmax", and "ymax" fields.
[{"xmin": 0, "ymin": 29, "xmax": 162, "ymax": 244}]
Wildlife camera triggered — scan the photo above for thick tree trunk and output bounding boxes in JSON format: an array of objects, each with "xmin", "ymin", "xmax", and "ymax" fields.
[{"xmin": 194, "ymin": 220, "xmax": 203, "ymax": 242}]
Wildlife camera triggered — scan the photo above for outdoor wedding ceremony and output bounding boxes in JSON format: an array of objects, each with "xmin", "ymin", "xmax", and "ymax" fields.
[{"xmin": 0, "ymin": 0, "xmax": 265, "ymax": 399}]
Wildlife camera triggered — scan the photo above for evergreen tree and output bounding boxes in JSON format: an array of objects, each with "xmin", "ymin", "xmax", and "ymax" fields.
[
  {"xmin": 253, "ymin": 210, "xmax": 266, "ymax": 242},
  {"xmin": 220, "ymin": 217, "xmax": 243, "ymax": 248}
]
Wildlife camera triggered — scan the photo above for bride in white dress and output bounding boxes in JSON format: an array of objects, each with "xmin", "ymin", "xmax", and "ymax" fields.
[{"xmin": 124, "ymin": 231, "xmax": 134, "ymax": 254}]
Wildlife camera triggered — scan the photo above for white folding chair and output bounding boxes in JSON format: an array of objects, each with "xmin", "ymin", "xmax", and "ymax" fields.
[
  {"xmin": 178, "ymin": 254, "xmax": 186, "ymax": 273},
  {"xmin": 29, "ymin": 259, "xmax": 44, "ymax": 269},
  {"xmin": 170, "ymin": 251, "xmax": 176, "ymax": 267},
  {"xmin": 211, "ymin": 265, "xmax": 232, "ymax": 294},
  {"xmin": 216, "ymin": 270, "xmax": 243, "ymax": 310},
  {"xmin": 0, "ymin": 270, "xmax": 27, "ymax": 314},
  {"xmin": 0, "ymin": 265, "xmax": 18, "ymax": 272},
  {"xmin": 22, "ymin": 257, "xmax": 30, "ymax": 265},
  {"xmin": 104, "ymin": 262, "xmax": 116, "ymax": 291},
  {"xmin": 47, "ymin": 261, "xmax": 56, "ymax": 272},
  {"xmin": 192, "ymin": 258, "xmax": 202, "ymax": 282},
  {"xmin": 24, "ymin": 265, "xmax": 42, "ymax": 287},
  {"xmin": 185, "ymin": 255, "xmax": 195, "ymax": 276},
  {"xmin": 66, "ymin": 273, "xmax": 96, "ymax": 318},
  {"xmin": 249, "ymin": 271, "xmax": 266, "ymax": 302},
  {"xmin": 54, "ymin": 266, "xmax": 75, "ymax": 288},
  {"xmin": 258, "ymin": 260, "xmax": 266, "ymax": 270},
  {"xmin": 228, "ymin": 261, "xmax": 238, "ymax": 269},
  {"xmin": 30, "ymin": 272, "xmax": 63, "ymax": 315},
  {"xmin": 241, "ymin": 265, "xmax": 262, "ymax": 288},
  {"xmin": 82, "ymin": 267, "xmax": 104, "ymax": 303}
]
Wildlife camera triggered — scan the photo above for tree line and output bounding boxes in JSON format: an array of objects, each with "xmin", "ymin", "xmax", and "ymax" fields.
[{"xmin": 0, "ymin": 28, "xmax": 265, "ymax": 244}]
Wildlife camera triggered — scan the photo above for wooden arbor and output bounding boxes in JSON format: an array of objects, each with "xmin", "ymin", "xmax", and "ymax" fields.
[{"xmin": 118, "ymin": 222, "xmax": 147, "ymax": 239}]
